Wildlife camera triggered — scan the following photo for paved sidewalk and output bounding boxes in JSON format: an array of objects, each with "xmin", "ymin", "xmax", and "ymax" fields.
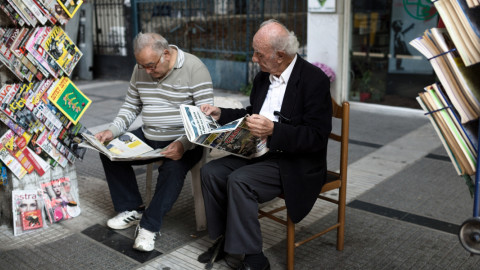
[{"xmin": 1, "ymin": 80, "xmax": 479, "ymax": 269}]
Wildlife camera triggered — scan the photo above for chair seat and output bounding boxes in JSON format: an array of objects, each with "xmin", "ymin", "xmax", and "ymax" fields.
[{"xmin": 322, "ymin": 172, "xmax": 342, "ymax": 192}]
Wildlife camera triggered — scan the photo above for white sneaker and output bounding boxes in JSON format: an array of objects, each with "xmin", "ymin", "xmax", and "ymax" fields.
[
  {"xmin": 133, "ymin": 225, "xmax": 159, "ymax": 252},
  {"xmin": 107, "ymin": 210, "xmax": 142, "ymax": 230}
]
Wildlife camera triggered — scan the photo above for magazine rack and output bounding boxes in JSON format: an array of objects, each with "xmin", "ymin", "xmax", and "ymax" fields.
[
  {"xmin": 418, "ymin": 1, "xmax": 480, "ymax": 255},
  {"xmin": 0, "ymin": 4, "xmax": 87, "ymax": 228}
]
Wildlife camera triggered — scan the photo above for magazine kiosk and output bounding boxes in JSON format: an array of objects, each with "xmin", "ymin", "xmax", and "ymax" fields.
[{"xmin": 0, "ymin": 2, "xmax": 87, "ymax": 234}]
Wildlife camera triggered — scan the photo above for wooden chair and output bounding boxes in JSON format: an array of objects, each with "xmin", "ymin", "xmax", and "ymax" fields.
[{"xmin": 258, "ymin": 99, "xmax": 350, "ymax": 270}]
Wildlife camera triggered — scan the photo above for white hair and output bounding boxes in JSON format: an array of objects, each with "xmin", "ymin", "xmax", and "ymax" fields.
[
  {"xmin": 133, "ymin": 32, "xmax": 169, "ymax": 55},
  {"xmin": 259, "ymin": 19, "xmax": 299, "ymax": 56}
]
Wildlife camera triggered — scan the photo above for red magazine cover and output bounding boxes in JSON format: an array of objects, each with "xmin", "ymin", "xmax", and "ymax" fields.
[
  {"xmin": 12, "ymin": 189, "xmax": 45, "ymax": 235},
  {"xmin": 21, "ymin": 209, "xmax": 43, "ymax": 230}
]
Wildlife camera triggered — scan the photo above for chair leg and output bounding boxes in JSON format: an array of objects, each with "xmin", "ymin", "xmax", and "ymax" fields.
[
  {"xmin": 337, "ymin": 184, "xmax": 346, "ymax": 251},
  {"xmin": 287, "ymin": 214, "xmax": 295, "ymax": 270},
  {"xmin": 191, "ymin": 161, "xmax": 207, "ymax": 231}
]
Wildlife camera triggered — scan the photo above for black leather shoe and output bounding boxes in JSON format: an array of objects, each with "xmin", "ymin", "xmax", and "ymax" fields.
[
  {"xmin": 237, "ymin": 260, "xmax": 271, "ymax": 270},
  {"xmin": 197, "ymin": 236, "xmax": 226, "ymax": 263}
]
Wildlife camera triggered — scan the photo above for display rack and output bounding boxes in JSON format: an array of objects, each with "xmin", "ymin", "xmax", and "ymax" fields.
[
  {"xmin": 413, "ymin": 0, "xmax": 480, "ymax": 255},
  {"xmin": 0, "ymin": 0, "xmax": 89, "ymax": 235}
]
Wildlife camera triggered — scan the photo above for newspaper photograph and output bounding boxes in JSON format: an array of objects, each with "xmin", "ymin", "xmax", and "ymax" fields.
[{"xmin": 180, "ymin": 104, "xmax": 268, "ymax": 159}]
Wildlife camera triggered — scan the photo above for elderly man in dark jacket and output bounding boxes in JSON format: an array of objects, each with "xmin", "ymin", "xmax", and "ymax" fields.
[{"xmin": 198, "ymin": 19, "xmax": 332, "ymax": 270}]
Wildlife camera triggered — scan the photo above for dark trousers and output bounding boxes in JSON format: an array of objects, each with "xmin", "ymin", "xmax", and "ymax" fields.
[
  {"xmin": 201, "ymin": 155, "xmax": 282, "ymax": 254},
  {"xmin": 100, "ymin": 128, "xmax": 203, "ymax": 232}
]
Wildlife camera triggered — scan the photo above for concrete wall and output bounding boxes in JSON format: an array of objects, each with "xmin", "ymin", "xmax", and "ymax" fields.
[
  {"xmin": 202, "ymin": 58, "xmax": 247, "ymax": 91},
  {"xmin": 307, "ymin": 0, "xmax": 350, "ymax": 103}
]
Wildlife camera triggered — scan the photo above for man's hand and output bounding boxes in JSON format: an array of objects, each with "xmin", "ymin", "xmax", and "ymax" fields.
[
  {"xmin": 246, "ymin": 114, "xmax": 274, "ymax": 139},
  {"xmin": 200, "ymin": 104, "xmax": 221, "ymax": 120},
  {"xmin": 95, "ymin": 130, "xmax": 114, "ymax": 143},
  {"xmin": 161, "ymin": 141, "xmax": 184, "ymax": 160}
]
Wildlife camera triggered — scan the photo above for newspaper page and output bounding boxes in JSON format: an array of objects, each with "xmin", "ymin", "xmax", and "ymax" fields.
[
  {"xmin": 180, "ymin": 104, "xmax": 268, "ymax": 159},
  {"xmin": 80, "ymin": 132, "xmax": 165, "ymax": 161}
]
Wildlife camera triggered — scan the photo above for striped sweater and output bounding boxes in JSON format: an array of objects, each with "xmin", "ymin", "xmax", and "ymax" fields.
[{"xmin": 108, "ymin": 46, "xmax": 214, "ymax": 150}]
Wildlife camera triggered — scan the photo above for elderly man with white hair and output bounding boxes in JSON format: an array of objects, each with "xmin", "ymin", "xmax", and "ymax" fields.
[{"xmin": 198, "ymin": 19, "xmax": 332, "ymax": 270}]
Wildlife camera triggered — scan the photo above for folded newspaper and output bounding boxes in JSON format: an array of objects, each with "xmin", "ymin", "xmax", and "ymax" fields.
[
  {"xmin": 80, "ymin": 132, "xmax": 165, "ymax": 161},
  {"xmin": 180, "ymin": 104, "xmax": 268, "ymax": 159}
]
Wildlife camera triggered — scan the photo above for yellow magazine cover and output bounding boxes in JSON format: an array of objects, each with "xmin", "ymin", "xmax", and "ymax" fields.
[
  {"xmin": 42, "ymin": 26, "xmax": 83, "ymax": 76},
  {"xmin": 56, "ymin": 0, "xmax": 82, "ymax": 18},
  {"xmin": 48, "ymin": 77, "xmax": 91, "ymax": 125}
]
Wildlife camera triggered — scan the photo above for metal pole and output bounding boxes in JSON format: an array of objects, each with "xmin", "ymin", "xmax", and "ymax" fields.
[
  {"xmin": 473, "ymin": 122, "xmax": 480, "ymax": 217},
  {"xmin": 94, "ymin": 0, "xmax": 100, "ymax": 53},
  {"xmin": 131, "ymin": 0, "xmax": 138, "ymax": 38}
]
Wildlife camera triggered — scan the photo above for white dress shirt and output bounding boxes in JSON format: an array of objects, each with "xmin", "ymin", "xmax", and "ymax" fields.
[{"xmin": 259, "ymin": 55, "xmax": 297, "ymax": 122}]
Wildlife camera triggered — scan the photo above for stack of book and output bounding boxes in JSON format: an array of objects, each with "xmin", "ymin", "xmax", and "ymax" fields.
[
  {"xmin": 411, "ymin": 1, "xmax": 480, "ymax": 177},
  {"xmin": 433, "ymin": 0, "xmax": 480, "ymax": 66},
  {"xmin": 410, "ymin": 27, "xmax": 480, "ymax": 124}
]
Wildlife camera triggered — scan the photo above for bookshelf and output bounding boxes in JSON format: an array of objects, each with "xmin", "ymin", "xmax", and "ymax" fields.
[
  {"xmin": 0, "ymin": 0, "xmax": 90, "ymax": 235},
  {"xmin": 411, "ymin": 0, "xmax": 480, "ymax": 255}
]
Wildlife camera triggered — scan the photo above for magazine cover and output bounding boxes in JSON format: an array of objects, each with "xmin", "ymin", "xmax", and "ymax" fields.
[
  {"xmin": 41, "ymin": 26, "xmax": 82, "ymax": 76},
  {"xmin": 56, "ymin": 0, "xmax": 82, "ymax": 17},
  {"xmin": 35, "ymin": 128, "xmax": 69, "ymax": 167},
  {"xmin": 0, "ymin": 162, "xmax": 7, "ymax": 186},
  {"xmin": 22, "ymin": 0, "xmax": 48, "ymax": 25},
  {"xmin": 25, "ymin": 26, "xmax": 63, "ymax": 78},
  {"xmin": 12, "ymin": 189, "xmax": 46, "ymax": 236},
  {"xmin": 0, "ymin": 2, "xmax": 27, "ymax": 26},
  {"xmin": 47, "ymin": 76, "xmax": 91, "ymax": 125},
  {"xmin": 180, "ymin": 104, "xmax": 268, "ymax": 158},
  {"xmin": 0, "ymin": 131, "xmax": 28, "ymax": 179},
  {"xmin": 40, "ymin": 0, "xmax": 69, "ymax": 25},
  {"xmin": 31, "ymin": 0, "xmax": 58, "ymax": 24},
  {"xmin": 40, "ymin": 176, "xmax": 80, "ymax": 223},
  {"xmin": 21, "ymin": 209, "xmax": 43, "ymax": 230},
  {"xmin": 0, "ymin": 43, "xmax": 24, "ymax": 80},
  {"xmin": 1, "ymin": 129, "xmax": 35, "ymax": 174},
  {"xmin": 7, "ymin": 0, "xmax": 36, "ymax": 26}
]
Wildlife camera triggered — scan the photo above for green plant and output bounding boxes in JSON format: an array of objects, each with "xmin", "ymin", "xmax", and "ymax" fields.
[{"xmin": 240, "ymin": 83, "xmax": 253, "ymax": 96}]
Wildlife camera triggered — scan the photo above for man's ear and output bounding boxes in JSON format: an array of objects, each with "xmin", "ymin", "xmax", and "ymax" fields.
[
  {"xmin": 162, "ymin": 49, "xmax": 170, "ymax": 62},
  {"xmin": 276, "ymin": 51, "xmax": 286, "ymax": 63}
]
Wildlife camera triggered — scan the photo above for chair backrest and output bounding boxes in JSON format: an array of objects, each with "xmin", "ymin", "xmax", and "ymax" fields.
[{"xmin": 328, "ymin": 98, "xmax": 350, "ymax": 183}]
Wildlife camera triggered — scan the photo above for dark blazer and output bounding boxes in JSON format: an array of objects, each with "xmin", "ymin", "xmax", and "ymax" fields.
[{"xmin": 218, "ymin": 55, "xmax": 332, "ymax": 223}]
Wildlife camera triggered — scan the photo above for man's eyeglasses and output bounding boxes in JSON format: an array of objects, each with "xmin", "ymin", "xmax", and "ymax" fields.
[{"xmin": 138, "ymin": 53, "xmax": 163, "ymax": 70}]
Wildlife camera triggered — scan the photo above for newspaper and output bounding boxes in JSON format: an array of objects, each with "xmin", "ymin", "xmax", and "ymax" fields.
[
  {"xmin": 180, "ymin": 104, "xmax": 268, "ymax": 159},
  {"xmin": 80, "ymin": 132, "xmax": 165, "ymax": 161}
]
